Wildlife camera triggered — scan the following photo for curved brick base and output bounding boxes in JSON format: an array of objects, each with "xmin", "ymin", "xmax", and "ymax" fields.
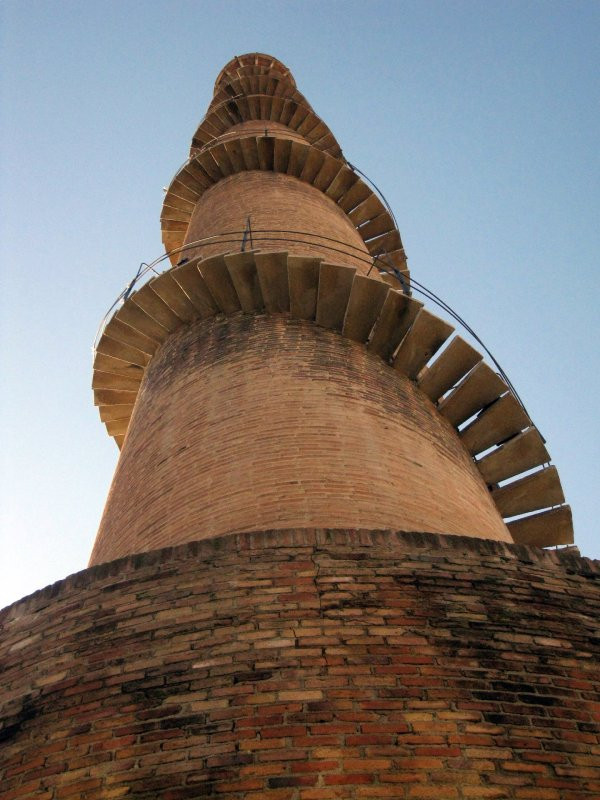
[{"xmin": 1, "ymin": 530, "xmax": 599, "ymax": 799}]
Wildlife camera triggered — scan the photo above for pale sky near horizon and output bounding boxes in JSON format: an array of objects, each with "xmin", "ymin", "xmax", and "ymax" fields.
[{"xmin": 1, "ymin": 0, "xmax": 598, "ymax": 610}]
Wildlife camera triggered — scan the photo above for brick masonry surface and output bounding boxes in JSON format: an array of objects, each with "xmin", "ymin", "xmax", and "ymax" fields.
[
  {"xmin": 1, "ymin": 529, "xmax": 599, "ymax": 799},
  {"xmin": 182, "ymin": 171, "xmax": 371, "ymax": 269},
  {"xmin": 91, "ymin": 315, "xmax": 509, "ymax": 565}
]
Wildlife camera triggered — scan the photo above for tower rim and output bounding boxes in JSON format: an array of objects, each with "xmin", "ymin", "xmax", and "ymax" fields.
[{"xmin": 214, "ymin": 53, "xmax": 296, "ymax": 93}]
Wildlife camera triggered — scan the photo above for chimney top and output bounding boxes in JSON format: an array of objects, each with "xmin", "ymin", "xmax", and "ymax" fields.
[{"xmin": 214, "ymin": 53, "xmax": 296, "ymax": 93}]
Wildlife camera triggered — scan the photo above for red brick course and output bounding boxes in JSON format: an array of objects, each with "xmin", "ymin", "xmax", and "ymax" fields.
[
  {"xmin": 90, "ymin": 315, "xmax": 509, "ymax": 565},
  {"xmin": 1, "ymin": 530, "xmax": 599, "ymax": 798}
]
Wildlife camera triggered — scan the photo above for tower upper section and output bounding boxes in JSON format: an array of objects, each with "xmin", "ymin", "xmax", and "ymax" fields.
[
  {"xmin": 160, "ymin": 53, "xmax": 407, "ymax": 281},
  {"xmin": 201, "ymin": 53, "xmax": 340, "ymax": 159}
]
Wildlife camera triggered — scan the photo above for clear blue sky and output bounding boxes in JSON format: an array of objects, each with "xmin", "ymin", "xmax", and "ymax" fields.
[{"xmin": 1, "ymin": 0, "xmax": 598, "ymax": 609}]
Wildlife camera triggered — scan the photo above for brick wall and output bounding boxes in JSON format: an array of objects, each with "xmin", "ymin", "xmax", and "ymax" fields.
[
  {"xmin": 90, "ymin": 315, "xmax": 509, "ymax": 565},
  {"xmin": 182, "ymin": 171, "xmax": 372, "ymax": 270},
  {"xmin": 1, "ymin": 530, "xmax": 599, "ymax": 798}
]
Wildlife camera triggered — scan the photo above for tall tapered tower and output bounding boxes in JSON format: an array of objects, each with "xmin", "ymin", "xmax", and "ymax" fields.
[
  {"xmin": 2, "ymin": 54, "xmax": 598, "ymax": 799},
  {"xmin": 89, "ymin": 53, "xmax": 572, "ymax": 564}
]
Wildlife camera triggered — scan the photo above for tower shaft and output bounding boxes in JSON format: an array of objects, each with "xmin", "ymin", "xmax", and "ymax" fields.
[{"xmin": 90, "ymin": 54, "xmax": 512, "ymax": 566}]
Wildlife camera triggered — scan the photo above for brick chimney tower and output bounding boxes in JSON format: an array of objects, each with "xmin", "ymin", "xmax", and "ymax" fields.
[
  {"xmin": 88, "ymin": 52, "xmax": 573, "ymax": 565},
  {"xmin": 2, "ymin": 54, "xmax": 598, "ymax": 799}
]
